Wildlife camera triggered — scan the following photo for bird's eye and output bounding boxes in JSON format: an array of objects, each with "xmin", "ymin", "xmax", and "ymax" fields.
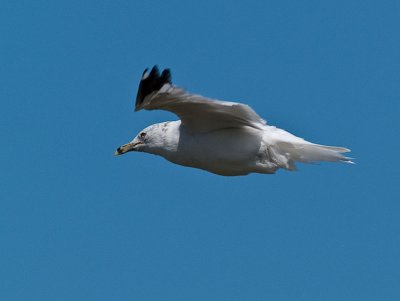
[{"xmin": 140, "ymin": 132, "xmax": 146, "ymax": 138}]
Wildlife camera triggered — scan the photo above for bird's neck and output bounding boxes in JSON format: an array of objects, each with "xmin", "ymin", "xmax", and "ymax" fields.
[{"xmin": 147, "ymin": 121, "xmax": 181, "ymax": 158}]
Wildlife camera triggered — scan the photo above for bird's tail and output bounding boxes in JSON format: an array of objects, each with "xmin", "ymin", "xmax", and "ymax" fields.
[{"xmin": 269, "ymin": 141, "xmax": 353, "ymax": 170}]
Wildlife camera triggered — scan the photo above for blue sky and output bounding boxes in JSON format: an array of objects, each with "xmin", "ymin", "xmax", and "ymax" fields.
[{"xmin": 1, "ymin": 0, "xmax": 399, "ymax": 300}]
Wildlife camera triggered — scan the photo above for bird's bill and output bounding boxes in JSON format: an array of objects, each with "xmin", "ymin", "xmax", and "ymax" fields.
[{"xmin": 114, "ymin": 141, "xmax": 143, "ymax": 156}]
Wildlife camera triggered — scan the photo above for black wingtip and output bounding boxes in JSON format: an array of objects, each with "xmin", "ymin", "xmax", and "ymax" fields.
[{"xmin": 135, "ymin": 65, "xmax": 172, "ymax": 109}]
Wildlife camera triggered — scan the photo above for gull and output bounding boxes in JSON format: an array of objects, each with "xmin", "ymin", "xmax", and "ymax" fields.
[{"xmin": 115, "ymin": 66, "xmax": 352, "ymax": 176}]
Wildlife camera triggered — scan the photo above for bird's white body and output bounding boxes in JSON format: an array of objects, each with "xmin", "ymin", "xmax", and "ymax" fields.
[
  {"xmin": 134, "ymin": 120, "xmax": 350, "ymax": 176},
  {"xmin": 115, "ymin": 66, "xmax": 352, "ymax": 176},
  {"xmin": 148, "ymin": 121, "xmax": 265, "ymax": 176}
]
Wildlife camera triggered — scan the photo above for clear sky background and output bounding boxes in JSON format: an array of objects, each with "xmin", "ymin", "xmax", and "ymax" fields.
[{"xmin": 1, "ymin": 0, "xmax": 399, "ymax": 300}]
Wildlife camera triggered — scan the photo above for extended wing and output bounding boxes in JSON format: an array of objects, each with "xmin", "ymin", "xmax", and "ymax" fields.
[{"xmin": 135, "ymin": 66, "xmax": 266, "ymax": 132}]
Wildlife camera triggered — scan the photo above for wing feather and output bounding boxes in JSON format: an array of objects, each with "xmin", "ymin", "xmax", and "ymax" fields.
[{"xmin": 135, "ymin": 66, "xmax": 266, "ymax": 132}]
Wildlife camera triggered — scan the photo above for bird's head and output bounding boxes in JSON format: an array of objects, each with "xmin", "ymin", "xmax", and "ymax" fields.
[{"xmin": 114, "ymin": 123, "xmax": 172, "ymax": 156}]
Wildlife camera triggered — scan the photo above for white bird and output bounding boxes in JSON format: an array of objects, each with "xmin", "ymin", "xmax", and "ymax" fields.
[{"xmin": 115, "ymin": 66, "xmax": 352, "ymax": 176}]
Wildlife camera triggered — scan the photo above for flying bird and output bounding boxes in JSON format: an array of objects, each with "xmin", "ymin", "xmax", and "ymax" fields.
[{"xmin": 115, "ymin": 66, "xmax": 352, "ymax": 176}]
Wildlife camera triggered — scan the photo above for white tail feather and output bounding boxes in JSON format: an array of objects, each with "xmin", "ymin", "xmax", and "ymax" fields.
[{"xmin": 270, "ymin": 142, "xmax": 353, "ymax": 170}]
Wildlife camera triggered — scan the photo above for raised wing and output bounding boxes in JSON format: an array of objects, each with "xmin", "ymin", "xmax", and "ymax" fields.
[{"xmin": 135, "ymin": 66, "xmax": 266, "ymax": 132}]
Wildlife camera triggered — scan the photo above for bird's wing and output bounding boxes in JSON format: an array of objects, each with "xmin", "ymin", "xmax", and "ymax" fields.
[{"xmin": 135, "ymin": 66, "xmax": 266, "ymax": 132}]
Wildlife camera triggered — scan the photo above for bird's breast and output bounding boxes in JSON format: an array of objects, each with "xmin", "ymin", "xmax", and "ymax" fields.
[{"xmin": 164, "ymin": 127, "xmax": 263, "ymax": 174}]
